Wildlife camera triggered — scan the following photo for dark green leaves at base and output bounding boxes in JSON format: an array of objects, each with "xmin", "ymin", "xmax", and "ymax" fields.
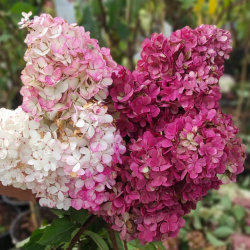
[
  {"xmin": 16, "ymin": 227, "xmax": 48, "ymax": 250},
  {"xmin": 128, "ymin": 239, "xmax": 157, "ymax": 250},
  {"xmin": 154, "ymin": 241, "xmax": 166, "ymax": 250},
  {"xmin": 69, "ymin": 207, "xmax": 89, "ymax": 224},
  {"xmin": 50, "ymin": 208, "xmax": 69, "ymax": 217},
  {"xmin": 84, "ymin": 230, "xmax": 109, "ymax": 250},
  {"xmin": 114, "ymin": 231, "xmax": 125, "ymax": 250},
  {"xmin": 39, "ymin": 217, "xmax": 81, "ymax": 246}
]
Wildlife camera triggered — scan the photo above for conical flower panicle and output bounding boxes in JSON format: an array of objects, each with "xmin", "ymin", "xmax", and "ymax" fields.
[{"xmin": 100, "ymin": 25, "xmax": 245, "ymax": 243}]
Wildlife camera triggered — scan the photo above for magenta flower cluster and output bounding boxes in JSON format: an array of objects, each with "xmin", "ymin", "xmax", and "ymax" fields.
[
  {"xmin": 100, "ymin": 25, "xmax": 246, "ymax": 243},
  {"xmin": 111, "ymin": 25, "xmax": 232, "ymax": 137}
]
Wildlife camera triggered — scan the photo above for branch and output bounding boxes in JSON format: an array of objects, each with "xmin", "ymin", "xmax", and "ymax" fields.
[
  {"xmin": 126, "ymin": 0, "xmax": 133, "ymax": 24},
  {"xmin": 67, "ymin": 215, "xmax": 97, "ymax": 250},
  {"xmin": 78, "ymin": 240, "xmax": 82, "ymax": 250},
  {"xmin": 137, "ymin": 19, "xmax": 147, "ymax": 37},
  {"xmin": 108, "ymin": 224, "xmax": 118, "ymax": 250},
  {"xmin": 160, "ymin": 0, "xmax": 165, "ymax": 33},
  {"xmin": 97, "ymin": 0, "xmax": 111, "ymax": 39},
  {"xmin": 124, "ymin": 240, "xmax": 128, "ymax": 250},
  {"xmin": 29, "ymin": 202, "xmax": 41, "ymax": 229},
  {"xmin": 126, "ymin": 16, "xmax": 140, "ymax": 70}
]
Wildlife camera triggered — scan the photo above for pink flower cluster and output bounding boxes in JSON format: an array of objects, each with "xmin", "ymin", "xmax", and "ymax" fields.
[
  {"xmin": 100, "ymin": 25, "xmax": 246, "ymax": 243},
  {"xmin": 0, "ymin": 13, "xmax": 125, "ymax": 211},
  {"xmin": 60, "ymin": 103, "xmax": 126, "ymax": 211},
  {"xmin": 19, "ymin": 13, "xmax": 116, "ymax": 121}
]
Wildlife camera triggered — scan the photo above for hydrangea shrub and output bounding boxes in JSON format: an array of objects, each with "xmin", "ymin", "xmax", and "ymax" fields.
[{"xmin": 0, "ymin": 12, "xmax": 246, "ymax": 245}]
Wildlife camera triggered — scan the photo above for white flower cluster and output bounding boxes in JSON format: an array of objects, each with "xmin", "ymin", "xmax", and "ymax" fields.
[
  {"xmin": 0, "ymin": 105, "xmax": 125, "ymax": 211},
  {"xmin": 0, "ymin": 108, "xmax": 71, "ymax": 209}
]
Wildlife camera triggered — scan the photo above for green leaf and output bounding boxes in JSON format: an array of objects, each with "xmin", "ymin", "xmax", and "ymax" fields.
[
  {"xmin": 100, "ymin": 228, "xmax": 113, "ymax": 249},
  {"xmin": 80, "ymin": 4, "xmax": 102, "ymax": 43},
  {"xmin": 115, "ymin": 21, "xmax": 129, "ymax": 40},
  {"xmin": 205, "ymin": 232, "xmax": 226, "ymax": 247},
  {"xmin": 145, "ymin": 243, "xmax": 157, "ymax": 250},
  {"xmin": 233, "ymin": 205, "xmax": 245, "ymax": 221},
  {"xmin": 91, "ymin": 0, "xmax": 102, "ymax": 16},
  {"xmin": 84, "ymin": 230, "xmax": 109, "ymax": 250},
  {"xmin": 190, "ymin": 201, "xmax": 202, "ymax": 229},
  {"xmin": 193, "ymin": 215, "xmax": 202, "ymax": 230},
  {"xmin": 79, "ymin": 239, "xmax": 96, "ymax": 250},
  {"xmin": 154, "ymin": 241, "xmax": 165, "ymax": 250},
  {"xmin": 213, "ymin": 226, "xmax": 234, "ymax": 238},
  {"xmin": 106, "ymin": 0, "xmax": 124, "ymax": 28},
  {"xmin": 194, "ymin": 200, "xmax": 202, "ymax": 214},
  {"xmin": 224, "ymin": 216, "xmax": 235, "ymax": 228},
  {"xmin": 114, "ymin": 231, "xmax": 125, "ymax": 250},
  {"xmin": 128, "ymin": 239, "xmax": 157, "ymax": 250},
  {"xmin": 179, "ymin": 242, "xmax": 189, "ymax": 250},
  {"xmin": 90, "ymin": 216, "xmax": 107, "ymax": 232},
  {"xmin": 178, "ymin": 228, "xmax": 188, "ymax": 241},
  {"xmin": 241, "ymin": 176, "xmax": 250, "ymax": 188},
  {"xmin": 177, "ymin": 0, "xmax": 196, "ymax": 9},
  {"xmin": 127, "ymin": 243, "xmax": 135, "ymax": 250},
  {"xmin": 16, "ymin": 238, "xmax": 30, "ymax": 249},
  {"xmin": 69, "ymin": 207, "xmax": 89, "ymax": 224},
  {"xmin": 50, "ymin": 208, "xmax": 69, "ymax": 217},
  {"xmin": 38, "ymin": 217, "xmax": 81, "ymax": 246},
  {"xmin": 63, "ymin": 228, "xmax": 81, "ymax": 250},
  {"xmin": 0, "ymin": 33, "xmax": 12, "ymax": 42},
  {"xmin": 127, "ymin": 240, "xmax": 137, "ymax": 248},
  {"xmin": 245, "ymin": 226, "xmax": 250, "ymax": 234},
  {"xmin": 17, "ymin": 227, "xmax": 48, "ymax": 250},
  {"xmin": 131, "ymin": 0, "xmax": 144, "ymax": 21},
  {"xmin": 220, "ymin": 195, "xmax": 232, "ymax": 210}
]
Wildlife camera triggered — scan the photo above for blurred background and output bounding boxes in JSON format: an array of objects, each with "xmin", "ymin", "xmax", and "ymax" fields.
[{"xmin": 0, "ymin": 0, "xmax": 250, "ymax": 249}]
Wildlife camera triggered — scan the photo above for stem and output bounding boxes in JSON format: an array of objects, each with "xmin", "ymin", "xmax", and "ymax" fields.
[
  {"xmin": 78, "ymin": 240, "xmax": 82, "ymax": 250},
  {"xmin": 124, "ymin": 240, "xmax": 128, "ymax": 250},
  {"xmin": 29, "ymin": 202, "xmax": 41, "ymax": 229},
  {"xmin": 160, "ymin": 0, "xmax": 165, "ymax": 34},
  {"xmin": 67, "ymin": 215, "xmax": 97, "ymax": 250},
  {"xmin": 97, "ymin": 0, "xmax": 112, "ymax": 42},
  {"xmin": 126, "ymin": 0, "xmax": 133, "ymax": 24},
  {"xmin": 125, "ymin": 0, "xmax": 136, "ymax": 70},
  {"xmin": 108, "ymin": 224, "xmax": 118, "ymax": 250}
]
